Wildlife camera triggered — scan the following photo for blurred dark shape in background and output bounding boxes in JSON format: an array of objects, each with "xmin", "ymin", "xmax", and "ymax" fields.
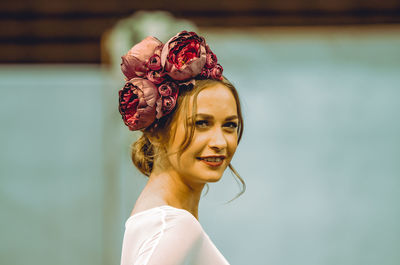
[
  {"xmin": 101, "ymin": 11, "xmax": 197, "ymax": 74},
  {"xmin": 1, "ymin": 0, "xmax": 400, "ymax": 63}
]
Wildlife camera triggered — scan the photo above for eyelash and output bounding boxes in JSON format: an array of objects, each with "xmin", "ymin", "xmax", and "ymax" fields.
[
  {"xmin": 226, "ymin": 122, "xmax": 238, "ymax": 129},
  {"xmin": 195, "ymin": 120, "xmax": 209, "ymax": 127},
  {"xmin": 195, "ymin": 120, "xmax": 238, "ymax": 129}
]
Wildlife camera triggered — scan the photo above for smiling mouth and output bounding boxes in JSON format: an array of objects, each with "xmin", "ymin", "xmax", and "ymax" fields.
[
  {"xmin": 197, "ymin": 157, "xmax": 224, "ymax": 163},
  {"xmin": 196, "ymin": 156, "xmax": 226, "ymax": 167},
  {"xmin": 197, "ymin": 156, "xmax": 226, "ymax": 162}
]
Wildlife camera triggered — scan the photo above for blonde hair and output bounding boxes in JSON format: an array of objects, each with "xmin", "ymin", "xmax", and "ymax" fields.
[{"xmin": 131, "ymin": 77, "xmax": 245, "ymax": 202}]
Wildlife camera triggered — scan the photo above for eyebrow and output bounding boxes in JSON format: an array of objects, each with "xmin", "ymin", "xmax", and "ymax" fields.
[{"xmin": 194, "ymin": 113, "xmax": 238, "ymax": 121}]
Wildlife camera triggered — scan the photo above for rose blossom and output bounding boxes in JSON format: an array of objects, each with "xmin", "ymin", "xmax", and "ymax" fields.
[
  {"xmin": 158, "ymin": 82, "xmax": 178, "ymax": 97},
  {"xmin": 118, "ymin": 78, "xmax": 159, "ymax": 130},
  {"xmin": 199, "ymin": 68, "xmax": 210, "ymax": 79},
  {"xmin": 121, "ymin": 36, "xmax": 163, "ymax": 80},
  {"xmin": 162, "ymin": 96, "xmax": 176, "ymax": 113},
  {"xmin": 160, "ymin": 31, "xmax": 207, "ymax": 81},
  {"xmin": 155, "ymin": 81, "xmax": 179, "ymax": 119},
  {"xmin": 147, "ymin": 54, "xmax": 162, "ymax": 71},
  {"xmin": 210, "ymin": 64, "xmax": 223, "ymax": 80},
  {"xmin": 205, "ymin": 51, "xmax": 217, "ymax": 69},
  {"xmin": 146, "ymin": 70, "xmax": 165, "ymax": 84}
]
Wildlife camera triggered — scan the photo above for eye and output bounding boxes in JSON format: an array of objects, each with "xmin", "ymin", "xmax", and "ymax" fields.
[
  {"xmin": 195, "ymin": 120, "xmax": 209, "ymax": 128},
  {"xmin": 224, "ymin": 122, "xmax": 238, "ymax": 129}
]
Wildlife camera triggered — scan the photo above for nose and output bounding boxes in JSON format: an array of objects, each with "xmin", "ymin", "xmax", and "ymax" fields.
[{"xmin": 208, "ymin": 127, "xmax": 227, "ymax": 151}]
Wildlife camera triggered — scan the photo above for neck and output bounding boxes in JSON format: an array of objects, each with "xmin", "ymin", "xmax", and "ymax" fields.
[{"xmin": 141, "ymin": 169, "xmax": 205, "ymax": 220}]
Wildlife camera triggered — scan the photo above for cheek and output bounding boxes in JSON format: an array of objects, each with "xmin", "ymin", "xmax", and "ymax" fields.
[
  {"xmin": 170, "ymin": 133, "xmax": 205, "ymax": 166},
  {"xmin": 183, "ymin": 136, "xmax": 208, "ymax": 160},
  {"xmin": 191, "ymin": 132, "xmax": 209, "ymax": 146},
  {"xmin": 227, "ymin": 135, "xmax": 238, "ymax": 155}
]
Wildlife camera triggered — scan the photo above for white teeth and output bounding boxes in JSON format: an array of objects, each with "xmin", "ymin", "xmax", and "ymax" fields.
[{"xmin": 202, "ymin": 157, "xmax": 223, "ymax": 162}]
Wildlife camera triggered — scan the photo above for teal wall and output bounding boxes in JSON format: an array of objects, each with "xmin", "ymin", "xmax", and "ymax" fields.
[
  {"xmin": 0, "ymin": 66, "xmax": 106, "ymax": 264},
  {"xmin": 200, "ymin": 27, "xmax": 400, "ymax": 265},
  {"xmin": 1, "ymin": 26, "xmax": 399, "ymax": 265}
]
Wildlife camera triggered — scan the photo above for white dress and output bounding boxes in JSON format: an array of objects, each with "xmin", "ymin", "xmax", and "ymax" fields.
[{"xmin": 120, "ymin": 205, "xmax": 230, "ymax": 265}]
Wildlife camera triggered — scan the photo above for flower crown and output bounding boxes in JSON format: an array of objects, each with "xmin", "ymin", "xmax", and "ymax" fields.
[{"xmin": 118, "ymin": 30, "xmax": 223, "ymax": 131}]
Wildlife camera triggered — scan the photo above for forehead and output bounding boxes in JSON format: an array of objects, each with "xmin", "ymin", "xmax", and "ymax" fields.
[{"xmin": 193, "ymin": 83, "xmax": 238, "ymax": 115}]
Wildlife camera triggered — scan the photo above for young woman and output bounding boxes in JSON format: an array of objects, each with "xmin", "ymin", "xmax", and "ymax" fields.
[{"xmin": 118, "ymin": 31, "xmax": 245, "ymax": 265}]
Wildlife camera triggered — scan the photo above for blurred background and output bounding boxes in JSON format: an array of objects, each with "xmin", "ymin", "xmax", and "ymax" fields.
[{"xmin": 1, "ymin": 1, "xmax": 400, "ymax": 265}]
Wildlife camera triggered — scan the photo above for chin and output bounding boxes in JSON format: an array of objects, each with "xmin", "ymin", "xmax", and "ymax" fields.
[
  {"xmin": 204, "ymin": 174, "xmax": 223, "ymax": 183},
  {"xmin": 206, "ymin": 178, "xmax": 222, "ymax": 183}
]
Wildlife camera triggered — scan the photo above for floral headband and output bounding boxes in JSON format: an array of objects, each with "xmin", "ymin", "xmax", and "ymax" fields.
[{"xmin": 118, "ymin": 30, "xmax": 223, "ymax": 131}]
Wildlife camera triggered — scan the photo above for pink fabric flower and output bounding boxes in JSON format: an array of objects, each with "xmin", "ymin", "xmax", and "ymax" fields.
[
  {"xmin": 121, "ymin": 36, "xmax": 163, "ymax": 80},
  {"xmin": 155, "ymin": 81, "xmax": 179, "ymax": 119},
  {"xmin": 118, "ymin": 78, "xmax": 159, "ymax": 131},
  {"xmin": 205, "ymin": 50, "xmax": 217, "ymax": 69},
  {"xmin": 147, "ymin": 54, "xmax": 162, "ymax": 71},
  {"xmin": 158, "ymin": 82, "xmax": 178, "ymax": 97},
  {"xmin": 199, "ymin": 68, "xmax": 210, "ymax": 79},
  {"xmin": 162, "ymin": 96, "xmax": 176, "ymax": 112},
  {"xmin": 146, "ymin": 70, "xmax": 165, "ymax": 84},
  {"xmin": 210, "ymin": 64, "xmax": 223, "ymax": 80},
  {"xmin": 118, "ymin": 31, "xmax": 225, "ymax": 131},
  {"xmin": 160, "ymin": 31, "xmax": 207, "ymax": 81}
]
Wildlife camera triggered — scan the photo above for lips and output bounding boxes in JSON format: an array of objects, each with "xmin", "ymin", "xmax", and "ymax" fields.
[
  {"xmin": 197, "ymin": 155, "xmax": 226, "ymax": 162},
  {"xmin": 197, "ymin": 155, "xmax": 226, "ymax": 167}
]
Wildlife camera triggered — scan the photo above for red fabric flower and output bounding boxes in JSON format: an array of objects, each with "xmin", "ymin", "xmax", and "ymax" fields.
[
  {"xmin": 199, "ymin": 68, "xmax": 210, "ymax": 79},
  {"xmin": 121, "ymin": 36, "xmax": 163, "ymax": 80},
  {"xmin": 205, "ymin": 50, "xmax": 217, "ymax": 69},
  {"xmin": 155, "ymin": 82, "xmax": 179, "ymax": 119},
  {"xmin": 147, "ymin": 54, "xmax": 162, "ymax": 71},
  {"xmin": 210, "ymin": 64, "xmax": 223, "ymax": 80},
  {"xmin": 118, "ymin": 31, "xmax": 225, "ymax": 131},
  {"xmin": 118, "ymin": 78, "xmax": 159, "ymax": 131},
  {"xmin": 146, "ymin": 70, "xmax": 166, "ymax": 85},
  {"xmin": 160, "ymin": 31, "xmax": 207, "ymax": 81}
]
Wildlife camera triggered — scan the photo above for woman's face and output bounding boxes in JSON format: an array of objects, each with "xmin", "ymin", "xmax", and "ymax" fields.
[{"xmin": 166, "ymin": 83, "xmax": 239, "ymax": 185}]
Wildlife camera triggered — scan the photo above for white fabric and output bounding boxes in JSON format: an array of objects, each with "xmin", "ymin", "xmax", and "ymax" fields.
[{"xmin": 120, "ymin": 205, "xmax": 230, "ymax": 265}]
